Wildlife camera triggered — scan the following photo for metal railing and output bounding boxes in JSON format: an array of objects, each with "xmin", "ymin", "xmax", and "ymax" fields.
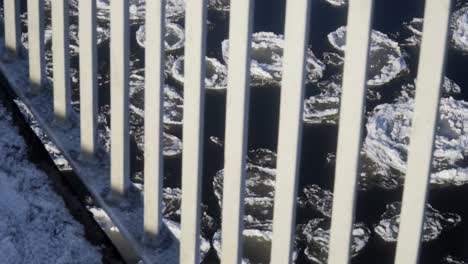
[{"xmin": 1, "ymin": 0, "xmax": 453, "ymax": 263}]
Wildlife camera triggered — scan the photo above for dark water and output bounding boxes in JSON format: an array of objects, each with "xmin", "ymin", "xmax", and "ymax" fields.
[{"xmin": 6, "ymin": 0, "xmax": 468, "ymax": 263}]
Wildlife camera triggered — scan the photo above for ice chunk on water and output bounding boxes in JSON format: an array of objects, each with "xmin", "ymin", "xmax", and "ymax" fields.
[
  {"xmin": 321, "ymin": 0, "xmax": 347, "ymax": 7},
  {"xmin": 451, "ymin": 4, "xmax": 468, "ymax": 52},
  {"xmin": 222, "ymin": 32, "xmax": 325, "ymax": 86},
  {"xmin": 161, "ymin": 188, "xmax": 214, "ymax": 261},
  {"xmin": 374, "ymin": 202, "xmax": 461, "ymax": 242},
  {"xmin": 298, "ymin": 185, "xmax": 334, "ymax": 218},
  {"xmin": 401, "ymin": 18, "xmax": 424, "ymax": 46},
  {"xmin": 442, "ymin": 255, "xmax": 467, "ymax": 264},
  {"xmin": 361, "ymin": 97, "xmax": 468, "ymax": 190},
  {"xmin": 328, "ymin": 26, "xmax": 408, "ymax": 86},
  {"xmin": 208, "ymin": 0, "xmax": 230, "ymax": 11},
  {"xmin": 136, "ymin": 23, "xmax": 185, "ymax": 51},
  {"xmin": 296, "ymin": 218, "xmax": 370, "ymax": 264},
  {"xmin": 169, "ymin": 56, "xmax": 228, "ymax": 90}
]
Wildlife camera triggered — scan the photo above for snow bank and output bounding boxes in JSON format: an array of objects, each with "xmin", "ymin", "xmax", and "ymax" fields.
[
  {"xmin": 0, "ymin": 103, "xmax": 102, "ymax": 263},
  {"xmin": 222, "ymin": 32, "xmax": 325, "ymax": 86},
  {"xmin": 361, "ymin": 97, "xmax": 468, "ymax": 190},
  {"xmin": 375, "ymin": 202, "xmax": 461, "ymax": 242},
  {"xmin": 328, "ymin": 26, "xmax": 408, "ymax": 86}
]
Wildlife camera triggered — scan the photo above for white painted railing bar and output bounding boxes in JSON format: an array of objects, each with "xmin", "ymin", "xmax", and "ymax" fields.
[
  {"xmin": 270, "ymin": 0, "xmax": 311, "ymax": 263},
  {"xmin": 328, "ymin": 0, "xmax": 374, "ymax": 263},
  {"xmin": 144, "ymin": 0, "xmax": 166, "ymax": 242},
  {"xmin": 220, "ymin": 1, "xmax": 254, "ymax": 263},
  {"xmin": 110, "ymin": 0, "xmax": 130, "ymax": 199},
  {"xmin": 3, "ymin": 0, "xmax": 20, "ymax": 57},
  {"xmin": 394, "ymin": 0, "xmax": 452, "ymax": 263},
  {"xmin": 79, "ymin": 0, "xmax": 98, "ymax": 157},
  {"xmin": 27, "ymin": 0, "xmax": 45, "ymax": 94},
  {"xmin": 51, "ymin": 0, "xmax": 71, "ymax": 123},
  {"xmin": 180, "ymin": 0, "xmax": 207, "ymax": 263}
]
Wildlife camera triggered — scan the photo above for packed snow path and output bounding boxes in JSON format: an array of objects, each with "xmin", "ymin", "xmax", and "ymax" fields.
[{"xmin": 0, "ymin": 102, "xmax": 103, "ymax": 263}]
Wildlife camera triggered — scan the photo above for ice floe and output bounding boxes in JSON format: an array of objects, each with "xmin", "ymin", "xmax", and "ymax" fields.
[
  {"xmin": 298, "ymin": 185, "xmax": 334, "ymax": 218},
  {"xmin": 302, "ymin": 75, "xmax": 382, "ymax": 125},
  {"xmin": 296, "ymin": 218, "xmax": 370, "ymax": 264},
  {"xmin": 162, "ymin": 188, "xmax": 214, "ymax": 261},
  {"xmin": 208, "ymin": 0, "xmax": 231, "ymax": 11},
  {"xmin": 213, "ymin": 149, "xmax": 281, "ymax": 263},
  {"xmin": 402, "ymin": 18, "xmax": 424, "ymax": 46},
  {"xmin": 443, "ymin": 255, "xmax": 468, "ymax": 264},
  {"xmin": 169, "ymin": 56, "xmax": 228, "ymax": 90},
  {"xmin": 328, "ymin": 26, "xmax": 408, "ymax": 86},
  {"xmin": 374, "ymin": 202, "xmax": 461, "ymax": 242},
  {"xmin": 321, "ymin": 0, "xmax": 348, "ymax": 7},
  {"xmin": 361, "ymin": 97, "xmax": 468, "ymax": 190},
  {"xmin": 136, "ymin": 23, "xmax": 185, "ymax": 51},
  {"xmin": 451, "ymin": 4, "xmax": 468, "ymax": 52},
  {"xmin": 222, "ymin": 32, "xmax": 325, "ymax": 86}
]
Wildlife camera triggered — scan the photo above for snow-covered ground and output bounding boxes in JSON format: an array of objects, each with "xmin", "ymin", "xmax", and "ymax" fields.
[{"xmin": 0, "ymin": 103, "xmax": 103, "ymax": 263}]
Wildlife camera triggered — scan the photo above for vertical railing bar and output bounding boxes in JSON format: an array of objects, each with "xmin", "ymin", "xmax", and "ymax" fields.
[
  {"xmin": 270, "ymin": 0, "xmax": 311, "ymax": 263},
  {"xmin": 79, "ymin": 0, "xmax": 98, "ymax": 157},
  {"xmin": 180, "ymin": 0, "xmax": 207, "ymax": 263},
  {"xmin": 51, "ymin": 0, "xmax": 72, "ymax": 123},
  {"xmin": 144, "ymin": 0, "xmax": 166, "ymax": 242},
  {"xmin": 328, "ymin": 0, "xmax": 374, "ymax": 263},
  {"xmin": 220, "ymin": 0, "xmax": 254, "ymax": 263},
  {"xmin": 4, "ymin": 0, "xmax": 20, "ymax": 57},
  {"xmin": 394, "ymin": 0, "xmax": 452, "ymax": 263},
  {"xmin": 27, "ymin": 0, "xmax": 45, "ymax": 93},
  {"xmin": 110, "ymin": 0, "xmax": 130, "ymax": 199}
]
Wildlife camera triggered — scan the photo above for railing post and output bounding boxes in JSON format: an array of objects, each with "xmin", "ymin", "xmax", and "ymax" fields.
[
  {"xmin": 220, "ymin": 1, "xmax": 254, "ymax": 263},
  {"xmin": 144, "ymin": 0, "xmax": 166, "ymax": 242},
  {"xmin": 4, "ymin": 0, "xmax": 21, "ymax": 57},
  {"xmin": 110, "ymin": 0, "xmax": 130, "ymax": 199},
  {"xmin": 328, "ymin": 0, "xmax": 374, "ymax": 263},
  {"xmin": 27, "ymin": 0, "xmax": 45, "ymax": 93},
  {"xmin": 180, "ymin": 0, "xmax": 207, "ymax": 263},
  {"xmin": 51, "ymin": 0, "xmax": 72, "ymax": 123},
  {"xmin": 79, "ymin": 0, "xmax": 98, "ymax": 158},
  {"xmin": 270, "ymin": 0, "xmax": 311, "ymax": 263},
  {"xmin": 394, "ymin": 0, "xmax": 452, "ymax": 263}
]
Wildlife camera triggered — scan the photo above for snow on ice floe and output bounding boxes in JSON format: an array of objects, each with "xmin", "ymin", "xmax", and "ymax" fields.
[
  {"xmin": 296, "ymin": 218, "xmax": 370, "ymax": 264},
  {"xmin": 136, "ymin": 23, "xmax": 185, "ymax": 51},
  {"xmin": 374, "ymin": 202, "xmax": 461, "ymax": 242},
  {"xmin": 321, "ymin": 0, "xmax": 347, "ymax": 7},
  {"xmin": 0, "ymin": 104, "xmax": 102, "ymax": 263},
  {"xmin": 222, "ymin": 32, "xmax": 325, "ymax": 86},
  {"xmin": 361, "ymin": 97, "xmax": 468, "ymax": 190},
  {"xmin": 328, "ymin": 26, "xmax": 408, "ymax": 86},
  {"xmin": 451, "ymin": 4, "xmax": 468, "ymax": 53},
  {"xmin": 169, "ymin": 56, "xmax": 228, "ymax": 90}
]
